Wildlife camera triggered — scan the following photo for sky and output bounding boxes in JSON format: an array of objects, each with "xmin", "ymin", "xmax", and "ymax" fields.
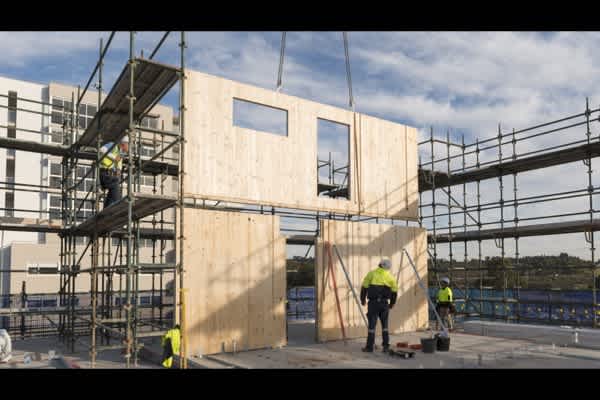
[{"xmin": 1, "ymin": 31, "xmax": 600, "ymax": 259}]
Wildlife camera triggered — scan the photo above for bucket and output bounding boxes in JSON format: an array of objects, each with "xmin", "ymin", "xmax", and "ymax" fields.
[
  {"xmin": 420, "ymin": 337, "xmax": 437, "ymax": 353},
  {"xmin": 436, "ymin": 335, "xmax": 450, "ymax": 351}
]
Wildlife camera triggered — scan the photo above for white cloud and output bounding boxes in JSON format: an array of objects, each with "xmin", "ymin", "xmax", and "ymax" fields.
[{"xmin": 1, "ymin": 31, "xmax": 599, "ymax": 258}]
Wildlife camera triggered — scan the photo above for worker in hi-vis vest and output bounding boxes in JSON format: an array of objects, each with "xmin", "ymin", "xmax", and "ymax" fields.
[
  {"xmin": 436, "ymin": 277, "xmax": 454, "ymax": 331},
  {"xmin": 99, "ymin": 136, "xmax": 128, "ymax": 209},
  {"xmin": 161, "ymin": 324, "xmax": 181, "ymax": 368},
  {"xmin": 360, "ymin": 259, "xmax": 398, "ymax": 352}
]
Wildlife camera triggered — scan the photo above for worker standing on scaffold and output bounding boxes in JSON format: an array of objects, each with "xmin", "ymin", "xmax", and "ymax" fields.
[{"xmin": 99, "ymin": 136, "xmax": 128, "ymax": 209}]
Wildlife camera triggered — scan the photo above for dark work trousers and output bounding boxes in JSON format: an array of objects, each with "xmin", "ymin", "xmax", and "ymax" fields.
[
  {"xmin": 100, "ymin": 169, "xmax": 122, "ymax": 209},
  {"xmin": 366, "ymin": 299, "xmax": 390, "ymax": 350}
]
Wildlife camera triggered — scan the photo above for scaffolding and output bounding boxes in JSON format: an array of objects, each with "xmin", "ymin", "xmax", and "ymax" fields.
[
  {"xmin": 0, "ymin": 31, "xmax": 185, "ymax": 368},
  {"xmin": 419, "ymin": 100, "xmax": 600, "ymax": 328},
  {"xmin": 2, "ymin": 31, "xmax": 600, "ymax": 369},
  {"xmin": 55, "ymin": 32, "xmax": 186, "ymax": 368}
]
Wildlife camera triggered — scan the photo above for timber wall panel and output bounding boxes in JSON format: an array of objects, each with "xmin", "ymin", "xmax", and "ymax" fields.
[
  {"xmin": 316, "ymin": 219, "xmax": 427, "ymax": 342},
  {"xmin": 184, "ymin": 208, "xmax": 286, "ymax": 355},
  {"xmin": 183, "ymin": 70, "xmax": 418, "ymax": 219}
]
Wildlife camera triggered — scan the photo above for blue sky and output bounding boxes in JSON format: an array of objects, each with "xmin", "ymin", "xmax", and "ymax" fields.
[{"xmin": 2, "ymin": 31, "xmax": 599, "ymax": 259}]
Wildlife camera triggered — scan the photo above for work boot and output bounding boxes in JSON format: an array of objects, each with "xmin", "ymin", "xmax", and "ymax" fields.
[
  {"xmin": 361, "ymin": 347, "xmax": 373, "ymax": 352},
  {"xmin": 382, "ymin": 346, "xmax": 389, "ymax": 353}
]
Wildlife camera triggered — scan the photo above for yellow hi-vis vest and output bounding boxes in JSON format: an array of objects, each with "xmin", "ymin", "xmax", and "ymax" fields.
[
  {"xmin": 437, "ymin": 287, "xmax": 453, "ymax": 303},
  {"xmin": 161, "ymin": 327, "xmax": 181, "ymax": 368},
  {"xmin": 100, "ymin": 142, "xmax": 122, "ymax": 170},
  {"xmin": 362, "ymin": 268, "xmax": 398, "ymax": 292}
]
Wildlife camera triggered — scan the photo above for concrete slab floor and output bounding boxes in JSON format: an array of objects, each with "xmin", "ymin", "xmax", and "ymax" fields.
[
  {"xmin": 0, "ymin": 336, "xmax": 160, "ymax": 369},
  {"xmin": 4, "ymin": 322, "xmax": 600, "ymax": 369},
  {"xmin": 203, "ymin": 322, "xmax": 600, "ymax": 369}
]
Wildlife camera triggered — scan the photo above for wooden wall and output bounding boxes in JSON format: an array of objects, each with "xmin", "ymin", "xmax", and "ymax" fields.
[
  {"xmin": 183, "ymin": 70, "xmax": 419, "ymax": 220},
  {"xmin": 315, "ymin": 219, "xmax": 428, "ymax": 342},
  {"xmin": 183, "ymin": 208, "xmax": 286, "ymax": 356}
]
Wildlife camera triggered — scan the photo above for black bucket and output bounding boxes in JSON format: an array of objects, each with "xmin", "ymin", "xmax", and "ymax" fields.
[
  {"xmin": 420, "ymin": 337, "xmax": 437, "ymax": 353},
  {"xmin": 436, "ymin": 335, "xmax": 450, "ymax": 351}
]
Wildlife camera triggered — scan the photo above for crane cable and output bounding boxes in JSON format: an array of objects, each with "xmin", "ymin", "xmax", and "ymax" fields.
[
  {"xmin": 343, "ymin": 32, "xmax": 355, "ymax": 111},
  {"xmin": 276, "ymin": 32, "xmax": 355, "ymax": 112},
  {"xmin": 276, "ymin": 32, "xmax": 286, "ymax": 92}
]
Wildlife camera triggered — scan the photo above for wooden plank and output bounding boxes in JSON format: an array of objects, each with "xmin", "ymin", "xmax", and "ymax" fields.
[
  {"xmin": 76, "ymin": 58, "xmax": 179, "ymax": 147},
  {"xmin": 183, "ymin": 70, "xmax": 418, "ymax": 220},
  {"xmin": 419, "ymin": 141, "xmax": 600, "ymax": 191},
  {"xmin": 184, "ymin": 208, "xmax": 285, "ymax": 355},
  {"xmin": 0, "ymin": 217, "xmax": 62, "ymax": 233},
  {"xmin": 315, "ymin": 219, "xmax": 428, "ymax": 342},
  {"xmin": 71, "ymin": 193, "xmax": 176, "ymax": 236},
  {"xmin": 432, "ymin": 218, "xmax": 600, "ymax": 242}
]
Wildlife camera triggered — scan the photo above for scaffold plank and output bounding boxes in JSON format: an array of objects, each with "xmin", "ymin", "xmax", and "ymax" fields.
[
  {"xmin": 420, "ymin": 142, "xmax": 600, "ymax": 191},
  {"xmin": 430, "ymin": 218, "xmax": 600, "ymax": 243},
  {"xmin": 74, "ymin": 58, "xmax": 179, "ymax": 147},
  {"xmin": 71, "ymin": 193, "xmax": 177, "ymax": 236}
]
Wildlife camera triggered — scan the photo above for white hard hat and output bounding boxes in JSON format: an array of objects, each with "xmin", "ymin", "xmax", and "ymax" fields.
[
  {"xmin": 121, "ymin": 135, "xmax": 129, "ymax": 143},
  {"xmin": 378, "ymin": 259, "xmax": 391, "ymax": 270},
  {"xmin": 441, "ymin": 277, "xmax": 450, "ymax": 285}
]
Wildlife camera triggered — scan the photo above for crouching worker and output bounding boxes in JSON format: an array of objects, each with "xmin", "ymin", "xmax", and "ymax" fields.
[{"xmin": 161, "ymin": 324, "xmax": 181, "ymax": 368}]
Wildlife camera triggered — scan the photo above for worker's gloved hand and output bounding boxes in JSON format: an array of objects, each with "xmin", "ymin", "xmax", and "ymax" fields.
[{"xmin": 389, "ymin": 304, "xmax": 394, "ymax": 309}]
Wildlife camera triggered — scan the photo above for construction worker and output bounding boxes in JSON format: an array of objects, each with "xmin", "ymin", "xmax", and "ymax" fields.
[
  {"xmin": 436, "ymin": 277, "xmax": 454, "ymax": 331},
  {"xmin": 360, "ymin": 259, "xmax": 398, "ymax": 352},
  {"xmin": 99, "ymin": 137, "xmax": 128, "ymax": 209},
  {"xmin": 161, "ymin": 324, "xmax": 181, "ymax": 368}
]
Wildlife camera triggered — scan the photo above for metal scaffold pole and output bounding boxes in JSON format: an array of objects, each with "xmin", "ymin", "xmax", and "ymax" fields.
[
  {"xmin": 178, "ymin": 30, "xmax": 188, "ymax": 370},
  {"xmin": 125, "ymin": 30, "xmax": 136, "ymax": 369}
]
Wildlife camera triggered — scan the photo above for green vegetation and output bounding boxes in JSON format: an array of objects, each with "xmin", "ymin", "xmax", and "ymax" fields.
[
  {"xmin": 430, "ymin": 253, "xmax": 599, "ymax": 290},
  {"xmin": 286, "ymin": 253, "xmax": 599, "ymax": 291},
  {"xmin": 287, "ymin": 257, "xmax": 315, "ymax": 288}
]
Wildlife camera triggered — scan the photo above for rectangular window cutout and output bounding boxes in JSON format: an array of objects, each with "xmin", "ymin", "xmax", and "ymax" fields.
[
  {"xmin": 50, "ymin": 163, "xmax": 61, "ymax": 176},
  {"xmin": 51, "ymin": 112, "xmax": 63, "ymax": 125},
  {"xmin": 5, "ymin": 192, "xmax": 14, "ymax": 217},
  {"xmin": 317, "ymin": 118, "xmax": 350, "ymax": 200},
  {"xmin": 7, "ymin": 126, "xmax": 16, "ymax": 139},
  {"xmin": 8, "ymin": 91, "xmax": 17, "ymax": 109},
  {"xmin": 50, "ymin": 196, "xmax": 61, "ymax": 208},
  {"xmin": 6, "ymin": 158, "xmax": 15, "ymax": 179},
  {"xmin": 233, "ymin": 98, "xmax": 288, "ymax": 137},
  {"xmin": 50, "ymin": 176, "xmax": 61, "ymax": 189}
]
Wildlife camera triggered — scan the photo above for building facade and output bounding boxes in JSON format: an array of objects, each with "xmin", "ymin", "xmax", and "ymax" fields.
[{"xmin": 0, "ymin": 74, "xmax": 178, "ymax": 304}]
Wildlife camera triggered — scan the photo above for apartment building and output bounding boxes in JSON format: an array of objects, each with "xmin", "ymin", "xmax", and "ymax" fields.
[{"xmin": 0, "ymin": 74, "xmax": 178, "ymax": 304}]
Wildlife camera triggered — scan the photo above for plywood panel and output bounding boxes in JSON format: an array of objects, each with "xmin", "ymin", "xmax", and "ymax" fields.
[
  {"xmin": 184, "ymin": 208, "xmax": 286, "ymax": 355},
  {"xmin": 316, "ymin": 219, "xmax": 427, "ymax": 342},
  {"xmin": 183, "ymin": 69, "xmax": 418, "ymax": 219}
]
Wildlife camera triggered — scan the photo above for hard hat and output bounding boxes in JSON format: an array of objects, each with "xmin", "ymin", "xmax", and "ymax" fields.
[
  {"xmin": 121, "ymin": 135, "xmax": 129, "ymax": 143},
  {"xmin": 441, "ymin": 277, "xmax": 450, "ymax": 285},
  {"xmin": 378, "ymin": 259, "xmax": 391, "ymax": 270}
]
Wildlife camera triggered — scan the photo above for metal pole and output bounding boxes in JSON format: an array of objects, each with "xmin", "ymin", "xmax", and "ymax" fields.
[
  {"xmin": 476, "ymin": 139, "xmax": 483, "ymax": 317},
  {"xmin": 585, "ymin": 98, "xmax": 597, "ymax": 328},
  {"xmin": 498, "ymin": 124, "xmax": 507, "ymax": 321},
  {"xmin": 462, "ymin": 134, "xmax": 468, "ymax": 319},
  {"xmin": 447, "ymin": 130, "xmax": 453, "ymax": 300},
  {"xmin": 90, "ymin": 36, "xmax": 103, "ymax": 368},
  {"xmin": 332, "ymin": 244, "xmax": 368, "ymax": 327},
  {"xmin": 430, "ymin": 128, "xmax": 437, "ymax": 273},
  {"xmin": 403, "ymin": 249, "xmax": 449, "ymax": 337},
  {"xmin": 512, "ymin": 128, "xmax": 520, "ymax": 322},
  {"xmin": 125, "ymin": 30, "xmax": 135, "ymax": 369},
  {"xmin": 178, "ymin": 31, "xmax": 188, "ymax": 369}
]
